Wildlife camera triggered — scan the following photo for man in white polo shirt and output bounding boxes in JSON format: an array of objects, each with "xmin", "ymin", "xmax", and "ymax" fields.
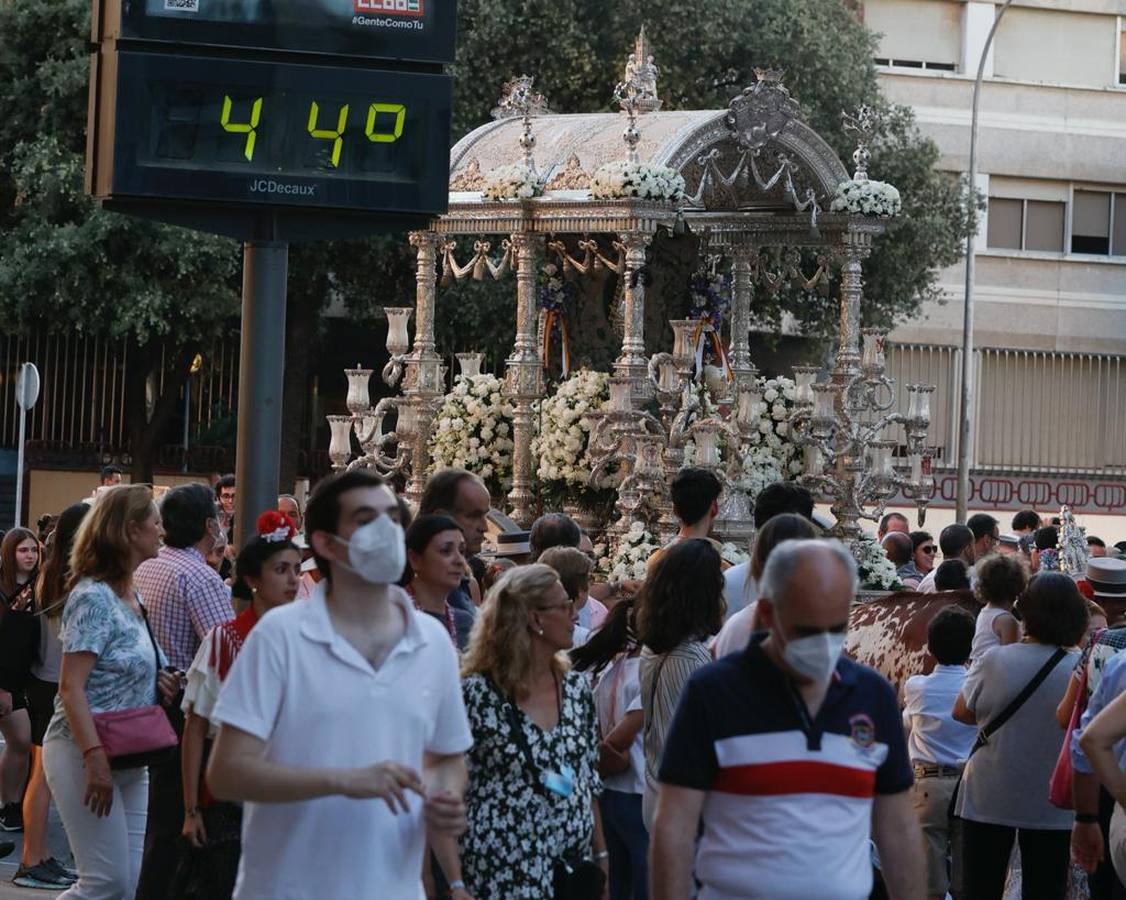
[{"xmin": 207, "ymin": 470, "xmax": 472, "ymax": 900}]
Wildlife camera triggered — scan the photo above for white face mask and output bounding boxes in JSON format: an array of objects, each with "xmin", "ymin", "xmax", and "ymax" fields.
[
  {"xmin": 333, "ymin": 515, "xmax": 405, "ymax": 585},
  {"xmin": 782, "ymin": 631, "xmax": 846, "ymax": 685}
]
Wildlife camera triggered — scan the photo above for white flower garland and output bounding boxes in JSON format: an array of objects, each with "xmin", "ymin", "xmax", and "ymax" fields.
[
  {"xmin": 483, "ymin": 163, "xmax": 545, "ymax": 201},
  {"xmin": 830, "ymin": 179, "xmax": 901, "ymax": 218},
  {"xmin": 733, "ymin": 375, "xmax": 804, "ymax": 498},
  {"xmin": 590, "ymin": 161, "xmax": 685, "ymax": 202},
  {"xmin": 531, "ymin": 370, "xmax": 609, "ymax": 490},
  {"xmin": 428, "ymin": 374, "xmax": 515, "ymax": 495},
  {"xmin": 601, "ymin": 522, "xmax": 661, "ymax": 581},
  {"xmin": 853, "ymin": 534, "xmax": 904, "ymax": 592}
]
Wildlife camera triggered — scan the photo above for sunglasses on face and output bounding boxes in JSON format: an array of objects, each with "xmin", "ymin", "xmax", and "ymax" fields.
[{"xmin": 921, "ymin": 546, "xmax": 937, "ymax": 554}]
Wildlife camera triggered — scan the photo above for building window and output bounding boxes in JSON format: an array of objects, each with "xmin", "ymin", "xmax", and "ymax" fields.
[
  {"xmin": 1070, "ymin": 190, "xmax": 1126, "ymax": 255},
  {"xmin": 874, "ymin": 57, "xmax": 956, "ymax": 71},
  {"xmin": 1120, "ymin": 27, "xmax": 1125, "ymax": 85},
  {"xmin": 987, "ymin": 198, "xmax": 1065, "ymax": 253},
  {"xmin": 1072, "ymin": 191, "xmax": 1110, "ymax": 254}
]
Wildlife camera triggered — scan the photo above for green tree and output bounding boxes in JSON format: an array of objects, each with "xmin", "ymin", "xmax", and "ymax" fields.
[{"xmin": 0, "ymin": 0, "xmax": 241, "ymax": 481}]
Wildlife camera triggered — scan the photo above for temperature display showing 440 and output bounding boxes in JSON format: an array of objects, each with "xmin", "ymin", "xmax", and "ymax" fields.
[{"xmin": 90, "ymin": 51, "xmax": 452, "ymax": 215}]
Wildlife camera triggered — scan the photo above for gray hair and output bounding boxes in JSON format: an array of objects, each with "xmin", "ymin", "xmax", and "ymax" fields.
[{"xmin": 759, "ymin": 538, "xmax": 859, "ymax": 607}]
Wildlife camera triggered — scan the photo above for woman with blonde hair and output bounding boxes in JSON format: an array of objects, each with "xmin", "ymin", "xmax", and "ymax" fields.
[
  {"xmin": 432, "ymin": 563, "xmax": 607, "ymax": 899},
  {"xmin": 42, "ymin": 484, "xmax": 179, "ymax": 900}
]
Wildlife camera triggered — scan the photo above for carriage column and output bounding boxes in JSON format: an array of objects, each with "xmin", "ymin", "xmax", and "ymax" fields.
[
  {"xmin": 504, "ymin": 231, "xmax": 545, "ymax": 527},
  {"xmin": 404, "ymin": 230, "xmax": 445, "ymax": 505},
  {"xmin": 729, "ymin": 243, "xmax": 757, "ymax": 384},
  {"xmin": 612, "ymin": 231, "xmax": 653, "ymax": 399}
]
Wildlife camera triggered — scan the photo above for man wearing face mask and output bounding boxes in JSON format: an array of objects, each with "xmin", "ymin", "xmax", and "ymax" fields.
[
  {"xmin": 134, "ymin": 481, "xmax": 234, "ymax": 900},
  {"xmin": 650, "ymin": 540, "xmax": 924, "ymax": 900},
  {"xmin": 206, "ymin": 470, "xmax": 472, "ymax": 900}
]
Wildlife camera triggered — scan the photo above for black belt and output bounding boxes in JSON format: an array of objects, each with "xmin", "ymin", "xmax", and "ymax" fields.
[{"xmin": 913, "ymin": 763, "xmax": 961, "ymax": 778}]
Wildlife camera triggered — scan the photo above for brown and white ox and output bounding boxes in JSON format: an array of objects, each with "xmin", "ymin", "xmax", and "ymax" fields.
[{"xmin": 845, "ymin": 589, "xmax": 983, "ymax": 697}]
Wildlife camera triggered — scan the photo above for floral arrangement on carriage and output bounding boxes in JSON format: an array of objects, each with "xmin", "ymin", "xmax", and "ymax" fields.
[
  {"xmin": 531, "ymin": 369, "xmax": 616, "ymax": 518},
  {"xmin": 427, "ymin": 373, "xmax": 515, "ymax": 500},
  {"xmin": 852, "ymin": 533, "xmax": 905, "ymax": 592}
]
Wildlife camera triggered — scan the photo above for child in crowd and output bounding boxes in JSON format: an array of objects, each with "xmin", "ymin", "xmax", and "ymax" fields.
[{"xmin": 903, "ymin": 605, "xmax": 978, "ymax": 900}]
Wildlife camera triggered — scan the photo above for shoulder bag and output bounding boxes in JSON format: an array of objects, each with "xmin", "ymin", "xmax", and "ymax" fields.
[
  {"xmin": 91, "ymin": 606, "xmax": 178, "ymax": 770},
  {"xmin": 485, "ymin": 675, "xmax": 606, "ymax": 900},
  {"xmin": 1048, "ymin": 628, "xmax": 1104, "ymax": 809},
  {"xmin": 948, "ymin": 646, "xmax": 1067, "ymax": 891}
]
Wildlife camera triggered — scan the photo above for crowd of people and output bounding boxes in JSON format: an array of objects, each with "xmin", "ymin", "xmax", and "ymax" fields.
[{"xmin": 0, "ymin": 465, "xmax": 1125, "ymax": 899}]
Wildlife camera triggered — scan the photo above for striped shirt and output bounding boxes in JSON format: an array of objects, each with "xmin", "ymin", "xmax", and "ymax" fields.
[
  {"xmin": 659, "ymin": 634, "xmax": 913, "ymax": 900},
  {"xmin": 135, "ymin": 546, "xmax": 233, "ymax": 670},
  {"xmin": 639, "ymin": 639, "xmax": 712, "ymax": 827}
]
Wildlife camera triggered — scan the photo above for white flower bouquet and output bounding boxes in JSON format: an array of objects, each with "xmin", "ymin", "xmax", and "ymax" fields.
[
  {"xmin": 830, "ymin": 179, "xmax": 901, "ymax": 218},
  {"xmin": 532, "ymin": 369, "xmax": 611, "ymax": 508},
  {"xmin": 852, "ymin": 533, "xmax": 905, "ymax": 592},
  {"xmin": 601, "ymin": 522, "xmax": 661, "ymax": 581},
  {"xmin": 428, "ymin": 373, "xmax": 515, "ymax": 498},
  {"xmin": 483, "ymin": 163, "xmax": 545, "ymax": 201},
  {"xmin": 590, "ymin": 161, "xmax": 685, "ymax": 202},
  {"xmin": 733, "ymin": 375, "xmax": 804, "ymax": 497}
]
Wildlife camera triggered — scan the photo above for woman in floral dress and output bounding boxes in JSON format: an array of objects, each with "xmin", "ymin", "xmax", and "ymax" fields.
[{"xmin": 432, "ymin": 564, "xmax": 607, "ymax": 899}]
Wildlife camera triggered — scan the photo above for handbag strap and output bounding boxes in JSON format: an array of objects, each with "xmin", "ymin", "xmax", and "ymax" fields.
[
  {"xmin": 137, "ymin": 600, "xmax": 165, "ymax": 692},
  {"xmin": 949, "ymin": 645, "xmax": 1067, "ymax": 818},
  {"xmin": 971, "ymin": 646, "xmax": 1067, "ymax": 755},
  {"xmin": 484, "ymin": 674, "xmax": 549, "ymax": 798}
]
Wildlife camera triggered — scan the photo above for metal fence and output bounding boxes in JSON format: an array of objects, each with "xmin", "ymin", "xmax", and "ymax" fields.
[
  {"xmin": 0, "ymin": 331, "xmax": 240, "ymax": 452},
  {"xmin": 886, "ymin": 343, "xmax": 1126, "ymax": 478}
]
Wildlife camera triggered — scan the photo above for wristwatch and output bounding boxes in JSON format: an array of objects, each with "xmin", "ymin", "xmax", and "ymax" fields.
[
  {"xmin": 1076, "ymin": 812, "xmax": 1099, "ymax": 824},
  {"xmin": 449, "ymin": 881, "xmax": 466, "ymax": 892}
]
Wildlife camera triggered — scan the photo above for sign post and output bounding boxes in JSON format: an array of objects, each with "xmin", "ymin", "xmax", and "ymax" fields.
[
  {"xmin": 14, "ymin": 362, "xmax": 41, "ymax": 528},
  {"xmin": 86, "ymin": 0, "xmax": 456, "ymax": 543}
]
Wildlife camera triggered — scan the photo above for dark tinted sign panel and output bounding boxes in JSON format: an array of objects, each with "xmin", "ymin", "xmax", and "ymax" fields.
[{"xmin": 93, "ymin": 50, "xmax": 452, "ymax": 215}]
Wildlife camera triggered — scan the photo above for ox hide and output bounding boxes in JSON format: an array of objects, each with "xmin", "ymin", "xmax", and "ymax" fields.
[{"xmin": 845, "ymin": 589, "xmax": 982, "ymax": 698}]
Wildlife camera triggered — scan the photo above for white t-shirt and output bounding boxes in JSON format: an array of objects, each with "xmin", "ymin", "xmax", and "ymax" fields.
[
  {"xmin": 712, "ymin": 602, "xmax": 759, "ymax": 659},
  {"xmin": 593, "ymin": 655, "xmax": 645, "ymax": 795},
  {"xmin": 722, "ymin": 564, "xmax": 756, "ymax": 621},
  {"xmin": 212, "ymin": 584, "xmax": 472, "ymax": 900},
  {"xmin": 902, "ymin": 664, "xmax": 977, "ymax": 766}
]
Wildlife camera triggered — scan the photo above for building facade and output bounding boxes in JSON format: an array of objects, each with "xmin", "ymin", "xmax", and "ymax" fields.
[{"xmin": 864, "ymin": 0, "xmax": 1126, "ymax": 516}]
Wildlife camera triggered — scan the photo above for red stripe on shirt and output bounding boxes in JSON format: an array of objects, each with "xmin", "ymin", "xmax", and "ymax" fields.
[{"xmin": 713, "ymin": 760, "xmax": 877, "ymax": 798}]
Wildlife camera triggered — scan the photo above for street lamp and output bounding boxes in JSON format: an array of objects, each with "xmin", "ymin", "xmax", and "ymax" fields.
[{"xmin": 957, "ymin": 0, "xmax": 1013, "ymax": 521}]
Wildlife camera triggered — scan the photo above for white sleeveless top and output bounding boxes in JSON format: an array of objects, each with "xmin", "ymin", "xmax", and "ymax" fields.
[{"xmin": 971, "ymin": 605, "xmax": 1013, "ymax": 663}]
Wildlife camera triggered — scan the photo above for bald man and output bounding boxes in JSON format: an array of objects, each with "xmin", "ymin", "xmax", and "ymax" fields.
[
  {"xmin": 883, "ymin": 531, "xmax": 921, "ymax": 588},
  {"xmin": 651, "ymin": 540, "xmax": 924, "ymax": 900}
]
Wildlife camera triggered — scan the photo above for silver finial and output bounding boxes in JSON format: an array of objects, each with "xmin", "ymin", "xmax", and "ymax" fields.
[
  {"xmin": 623, "ymin": 27, "xmax": 661, "ymax": 114},
  {"xmin": 842, "ymin": 105, "xmax": 879, "ymax": 181},
  {"xmin": 492, "ymin": 75, "xmax": 552, "ymax": 173}
]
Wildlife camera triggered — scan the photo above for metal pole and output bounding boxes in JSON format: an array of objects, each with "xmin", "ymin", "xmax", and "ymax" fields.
[
  {"xmin": 233, "ymin": 241, "xmax": 288, "ymax": 549},
  {"xmin": 956, "ymin": 0, "xmax": 1012, "ymax": 522},
  {"xmin": 181, "ymin": 377, "xmax": 190, "ymax": 474},
  {"xmin": 14, "ymin": 405, "xmax": 26, "ymax": 528}
]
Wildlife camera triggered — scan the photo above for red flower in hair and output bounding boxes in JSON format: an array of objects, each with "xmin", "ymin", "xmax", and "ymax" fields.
[{"xmin": 257, "ymin": 510, "xmax": 296, "ymax": 543}]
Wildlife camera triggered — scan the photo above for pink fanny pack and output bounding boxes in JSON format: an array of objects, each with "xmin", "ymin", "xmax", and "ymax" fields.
[{"xmin": 93, "ymin": 706, "xmax": 178, "ymax": 769}]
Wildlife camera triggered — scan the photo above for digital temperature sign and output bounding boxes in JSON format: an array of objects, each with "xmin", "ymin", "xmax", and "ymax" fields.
[{"xmin": 88, "ymin": 51, "xmax": 452, "ymax": 217}]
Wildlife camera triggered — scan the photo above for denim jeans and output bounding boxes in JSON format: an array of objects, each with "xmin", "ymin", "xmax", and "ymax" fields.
[{"xmin": 599, "ymin": 789, "xmax": 649, "ymax": 900}]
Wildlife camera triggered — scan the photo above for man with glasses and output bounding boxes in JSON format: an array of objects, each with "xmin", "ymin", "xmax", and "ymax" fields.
[
  {"xmin": 967, "ymin": 514, "xmax": 1001, "ymax": 562},
  {"xmin": 918, "ymin": 525, "xmax": 977, "ymax": 594}
]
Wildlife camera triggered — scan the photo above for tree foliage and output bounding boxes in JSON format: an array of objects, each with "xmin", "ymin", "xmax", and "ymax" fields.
[{"xmin": 0, "ymin": 0, "xmax": 241, "ymax": 478}]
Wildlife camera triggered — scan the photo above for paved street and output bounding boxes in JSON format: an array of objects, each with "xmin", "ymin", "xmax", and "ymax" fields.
[{"xmin": 0, "ymin": 807, "xmax": 73, "ymax": 899}]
